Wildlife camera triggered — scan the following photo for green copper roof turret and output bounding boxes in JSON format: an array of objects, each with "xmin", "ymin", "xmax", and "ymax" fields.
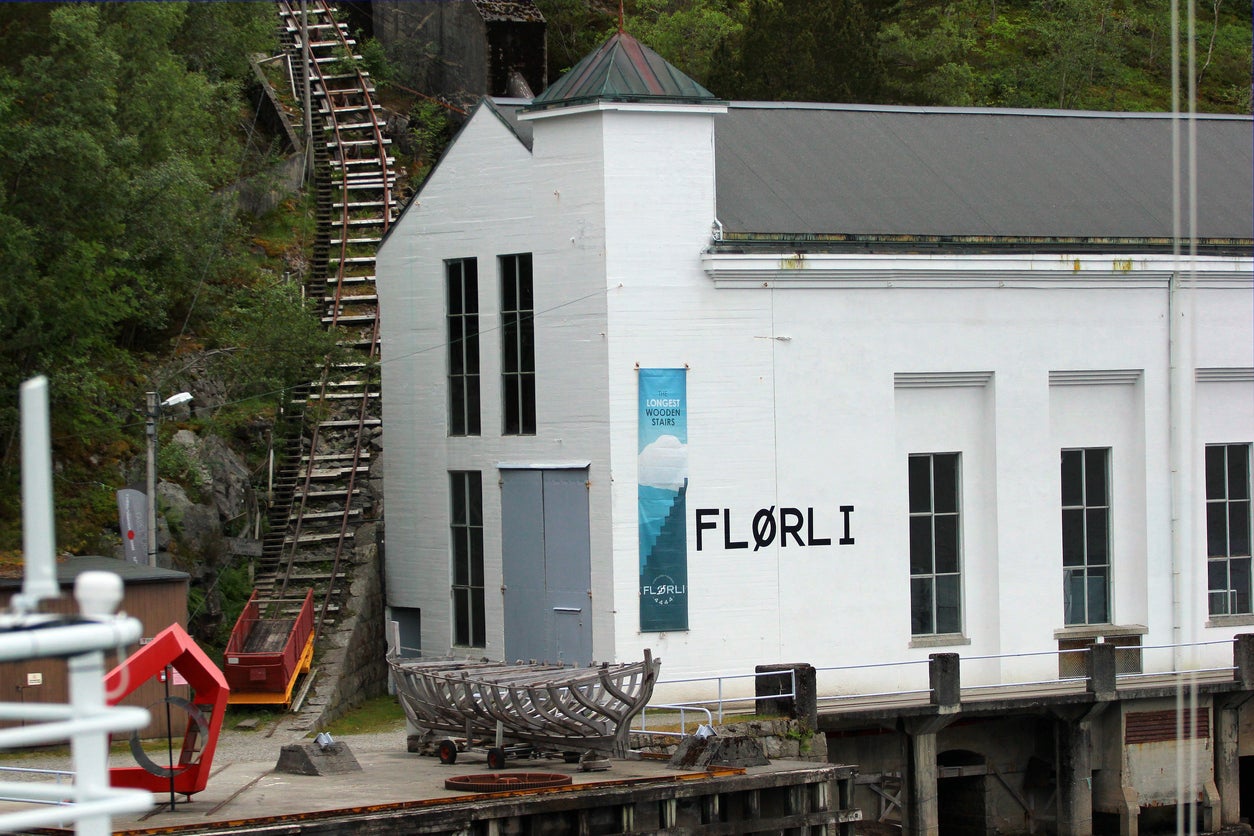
[{"xmin": 524, "ymin": 31, "xmax": 719, "ymax": 112}]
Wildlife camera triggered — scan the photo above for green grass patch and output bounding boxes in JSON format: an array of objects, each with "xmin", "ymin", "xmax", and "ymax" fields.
[{"xmin": 317, "ymin": 694, "xmax": 406, "ymax": 737}]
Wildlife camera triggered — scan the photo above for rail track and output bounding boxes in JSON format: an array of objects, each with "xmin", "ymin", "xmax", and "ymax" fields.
[{"xmin": 249, "ymin": 0, "xmax": 394, "ymax": 645}]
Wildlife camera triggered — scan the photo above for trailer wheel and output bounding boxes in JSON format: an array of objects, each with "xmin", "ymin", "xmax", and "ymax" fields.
[
  {"xmin": 486, "ymin": 747, "xmax": 507, "ymax": 770},
  {"xmin": 438, "ymin": 739, "xmax": 458, "ymax": 765}
]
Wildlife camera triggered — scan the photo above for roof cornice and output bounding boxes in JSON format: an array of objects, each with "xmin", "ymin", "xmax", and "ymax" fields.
[
  {"xmin": 701, "ymin": 251, "xmax": 1254, "ymax": 290},
  {"xmin": 519, "ymin": 99, "xmax": 727, "ymax": 121}
]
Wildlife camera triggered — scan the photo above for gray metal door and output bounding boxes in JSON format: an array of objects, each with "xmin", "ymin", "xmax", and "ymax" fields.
[{"xmin": 501, "ymin": 468, "xmax": 592, "ymax": 665}]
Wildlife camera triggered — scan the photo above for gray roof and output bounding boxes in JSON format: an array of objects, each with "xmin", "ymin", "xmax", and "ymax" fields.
[
  {"xmin": 488, "ymin": 98, "xmax": 534, "ymax": 149},
  {"xmin": 0, "ymin": 555, "xmax": 189, "ymax": 590},
  {"xmin": 714, "ymin": 103, "xmax": 1253, "ymax": 247}
]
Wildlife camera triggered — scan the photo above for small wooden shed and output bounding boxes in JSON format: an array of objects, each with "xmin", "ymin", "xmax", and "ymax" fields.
[{"xmin": 0, "ymin": 555, "xmax": 190, "ymax": 739}]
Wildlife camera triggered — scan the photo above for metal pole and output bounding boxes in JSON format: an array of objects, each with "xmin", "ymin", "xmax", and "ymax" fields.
[
  {"xmin": 17, "ymin": 376, "xmax": 58, "ymax": 614},
  {"xmin": 164, "ymin": 667, "xmax": 175, "ymax": 811},
  {"xmin": 301, "ymin": 0, "xmax": 314, "ymax": 184},
  {"xmin": 145, "ymin": 392, "xmax": 158, "ymax": 568}
]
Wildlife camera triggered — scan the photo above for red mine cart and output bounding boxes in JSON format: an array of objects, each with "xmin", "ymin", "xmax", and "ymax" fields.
[{"xmin": 223, "ymin": 589, "xmax": 314, "ymax": 706}]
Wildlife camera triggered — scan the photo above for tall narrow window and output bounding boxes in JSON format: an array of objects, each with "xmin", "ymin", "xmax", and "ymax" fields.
[
  {"xmin": 1061, "ymin": 448, "xmax": 1111, "ymax": 625},
  {"xmin": 1207, "ymin": 444, "xmax": 1252, "ymax": 616},
  {"xmin": 450, "ymin": 471, "xmax": 485, "ymax": 647},
  {"xmin": 447, "ymin": 258, "xmax": 480, "ymax": 436},
  {"xmin": 500, "ymin": 253, "xmax": 535, "ymax": 435},
  {"xmin": 909, "ymin": 453, "xmax": 962, "ymax": 636}
]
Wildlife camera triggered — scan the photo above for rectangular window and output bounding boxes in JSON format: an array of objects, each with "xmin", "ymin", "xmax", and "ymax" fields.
[
  {"xmin": 500, "ymin": 253, "xmax": 535, "ymax": 435},
  {"xmin": 1061, "ymin": 448, "xmax": 1111, "ymax": 625},
  {"xmin": 450, "ymin": 471, "xmax": 485, "ymax": 647},
  {"xmin": 1207, "ymin": 443, "xmax": 1253, "ymax": 616},
  {"xmin": 447, "ymin": 258, "xmax": 480, "ymax": 436},
  {"xmin": 909, "ymin": 453, "xmax": 962, "ymax": 636}
]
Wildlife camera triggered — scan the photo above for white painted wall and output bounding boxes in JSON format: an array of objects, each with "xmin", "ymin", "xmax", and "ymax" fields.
[
  {"xmin": 621, "ymin": 260, "xmax": 1250, "ymax": 698},
  {"xmin": 379, "ymin": 97, "xmax": 1254, "ymax": 701},
  {"xmin": 378, "ymin": 102, "xmax": 615, "ymax": 660}
]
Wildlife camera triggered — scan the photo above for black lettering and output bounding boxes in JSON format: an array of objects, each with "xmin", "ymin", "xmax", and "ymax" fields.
[
  {"xmin": 780, "ymin": 507, "xmax": 804, "ymax": 546},
  {"xmin": 839, "ymin": 505, "xmax": 855, "ymax": 545},
  {"xmin": 807, "ymin": 507, "xmax": 832, "ymax": 546},
  {"xmin": 695, "ymin": 508, "xmax": 718, "ymax": 551},
  {"xmin": 724, "ymin": 508, "xmax": 748, "ymax": 549},
  {"xmin": 752, "ymin": 507, "xmax": 777, "ymax": 551}
]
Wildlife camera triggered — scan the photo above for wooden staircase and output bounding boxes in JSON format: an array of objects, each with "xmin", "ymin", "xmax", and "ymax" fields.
[{"xmin": 247, "ymin": 0, "xmax": 394, "ymax": 651}]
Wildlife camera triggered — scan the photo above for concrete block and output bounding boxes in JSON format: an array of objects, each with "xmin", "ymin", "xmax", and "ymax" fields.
[
  {"xmin": 929, "ymin": 653, "xmax": 960, "ymax": 707},
  {"xmin": 755, "ymin": 663, "xmax": 817, "ymax": 730},
  {"xmin": 275, "ymin": 740, "xmax": 362, "ymax": 775},
  {"xmin": 668, "ymin": 735, "xmax": 769, "ymax": 769}
]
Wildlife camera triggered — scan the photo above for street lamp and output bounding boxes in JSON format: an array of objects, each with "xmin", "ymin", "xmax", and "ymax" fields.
[{"xmin": 145, "ymin": 391, "xmax": 192, "ymax": 568}]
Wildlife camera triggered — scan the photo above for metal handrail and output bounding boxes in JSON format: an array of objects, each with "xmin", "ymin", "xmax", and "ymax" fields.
[
  {"xmin": 637, "ymin": 637, "xmax": 1244, "ymax": 713},
  {"xmin": 814, "ymin": 658, "xmax": 932, "ymax": 672},
  {"xmin": 648, "ymin": 668, "xmax": 796, "ymax": 724},
  {"xmin": 1117, "ymin": 667, "xmax": 1235, "ymax": 680},
  {"xmin": 0, "ymin": 767, "xmax": 74, "ymax": 806},
  {"xmin": 633, "ymin": 704, "xmax": 714, "ymax": 738},
  {"xmin": 963, "ymin": 677, "xmax": 1087, "ymax": 692},
  {"xmin": 817, "ymin": 688, "xmax": 932, "ymax": 703}
]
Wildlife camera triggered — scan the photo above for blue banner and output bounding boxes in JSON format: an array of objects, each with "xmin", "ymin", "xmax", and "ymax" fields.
[{"xmin": 638, "ymin": 368, "xmax": 688, "ymax": 631}]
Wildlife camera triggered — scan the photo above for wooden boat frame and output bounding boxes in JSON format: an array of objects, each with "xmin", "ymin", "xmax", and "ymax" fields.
[{"xmin": 388, "ymin": 650, "xmax": 659, "ymax": 758}]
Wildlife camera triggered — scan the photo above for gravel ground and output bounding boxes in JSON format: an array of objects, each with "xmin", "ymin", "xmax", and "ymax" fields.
[{"xmin": 0, "ymin": 718, "xmax": 409, "ymax": 784}]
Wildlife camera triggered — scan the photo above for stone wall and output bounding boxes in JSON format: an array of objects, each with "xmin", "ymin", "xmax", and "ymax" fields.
[
  {"xmin": 631, "ymin": 717, "xmax": 828, "ymax": 763},
  {"xmin": 290, "ymin": 521, "xmax": 389, "ymax": 731}
]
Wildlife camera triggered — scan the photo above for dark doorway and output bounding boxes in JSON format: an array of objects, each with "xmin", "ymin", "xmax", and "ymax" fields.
[
  {"xmin": 938, "ymin": 749, "xmax": 988, "ymax": 836},
  {"xmin": 1240, "ymin": 755, "xmax": 1254, "ymax": 822}
]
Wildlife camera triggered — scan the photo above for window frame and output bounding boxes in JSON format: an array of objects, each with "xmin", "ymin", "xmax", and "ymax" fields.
[
  {"xmin": 1206, "ymin": 443, "xmax": 1253, "ymax": 616},
  {"xmin": 908, "ymin": 452, "xmax": 963, "ymax": 637},
  {"xmin": 449, "ymin": 470, "xmax": 486, "ymax": 648},
  {"xmin": 1060, "ymin": 447, "xmax": 1112, "ymax": 626},
  {"xmin": 500, "ymin": 253, "xmax": 535, "ymax": 436},
  {"xmin": 446, "ymin": 258, "xmax": 481, "ymax": 437}
]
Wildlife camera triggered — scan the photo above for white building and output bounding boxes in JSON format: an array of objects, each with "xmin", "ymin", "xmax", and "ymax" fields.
[{"xmin": 377, "ymin": 32, "xmax": 1253, "ymax": 835}]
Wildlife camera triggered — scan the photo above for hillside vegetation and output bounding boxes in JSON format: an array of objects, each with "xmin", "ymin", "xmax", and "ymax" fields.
[
  {"xmin": 541, "ymin": 0, "xmax": 1252, "ymax": 112},
  {"xmin": 0, "ymin": 3, "xmax": 340, "ymax": 559}
]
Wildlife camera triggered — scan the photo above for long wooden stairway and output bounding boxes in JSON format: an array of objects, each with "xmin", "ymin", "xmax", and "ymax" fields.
[{"xmin": 228, "ymin": 0, "xmax": 394, "ymax": 714}]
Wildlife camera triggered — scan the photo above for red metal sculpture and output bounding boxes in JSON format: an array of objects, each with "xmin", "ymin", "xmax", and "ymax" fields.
[{"xmin": 105, "ymin": 622, "xmax": 229, "ymax": 798}]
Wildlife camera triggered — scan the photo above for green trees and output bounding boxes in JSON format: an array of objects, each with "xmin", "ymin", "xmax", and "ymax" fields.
[
  {"xmin": 1, "ymin": 4, "xmax": 259, "ymax": 440},
  {"xmin": 561, "ymin": 0, "xmax": 1250, "ymax": 111},
  {"xmin": 625, "ymin": 0, "xmax": 747, "ymax": 86},
  {"xmin": 707, "ymin": 0, "xmax": 885, "ymax": 101},
  {"xmin": 875, "ymin": 0, "xmax": 1251, "ymax": 111},
  {"xmin": 0, "ymin": 3, "xmax": 331, "ymax": 551}
]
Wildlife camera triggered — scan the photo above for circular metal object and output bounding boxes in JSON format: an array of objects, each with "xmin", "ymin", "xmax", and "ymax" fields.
[
  {"xmin": 444, "ymin": 772, "xmax": 573, "ymax": 793},
  {"xmin": 129, "ymin": 696, "xmax": 209, "ymax": 778},
  {"xmin": 437, "ymin": 739, "xmax": 458, "ymax": 765}
]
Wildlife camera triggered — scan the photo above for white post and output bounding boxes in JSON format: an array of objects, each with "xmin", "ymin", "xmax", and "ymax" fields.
[
  {"xmin": 69, "ymin": 649, "xmax": 110, "ymax": 836},
  {"xmin": 146, "ymin": 391, "xmax": 158, "ymax": 568},
  {"xmin": 16, "ymin": 376, "xmax": 58, "ymax": 614}
]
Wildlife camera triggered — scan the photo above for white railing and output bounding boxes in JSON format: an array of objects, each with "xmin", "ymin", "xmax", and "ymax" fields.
[
  {"xmin": 1118, "ymin": 639, "xmax": 1236, "ymax": 682},
  {"xmin": 639, "ymin": 667, "xmax": 795, "ymax": 735},
  {"xmin": 633, "ymin": 704, "xmax": 714, "ymax": 739},
  {"xmin": 0, "ymin": 767, "xmax": 74, "ymax": 805},
  {"xmin": 959, "ymin": 648, "xmax": 1088, "ymax": 693},
  {"xmin": 0, "ymin": 611, "xmax": 153, "ymax": 834},
  {"xmin": 0, "ymin": 378, "xmax": 154, "ymax": 835},
  {"xmin": 814, "ymin": 658, "xmax": 931, "ymax": 705},
  {"xmin": 634, "ymin": 636, "xmax": 1248, "ymax": 726}
]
